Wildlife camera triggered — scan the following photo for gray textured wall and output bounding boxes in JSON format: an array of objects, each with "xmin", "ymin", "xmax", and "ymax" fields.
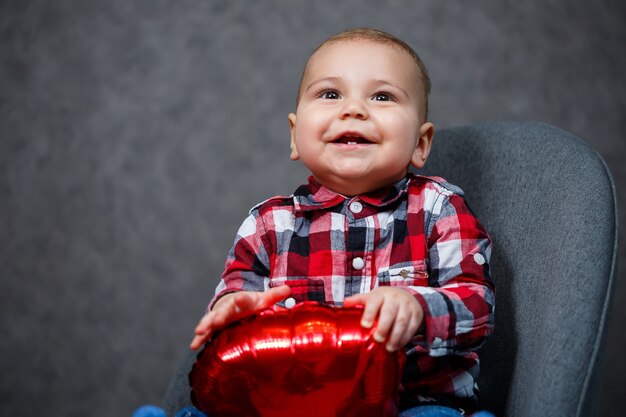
[{"xmin": 1, "ymin": 1, "xmax": 624, "ymax": 416}]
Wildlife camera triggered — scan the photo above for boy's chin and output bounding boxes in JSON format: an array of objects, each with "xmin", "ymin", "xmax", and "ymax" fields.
[{"xmin": 318, "ymin": 173, "xmax": 407, "ymax": 196}]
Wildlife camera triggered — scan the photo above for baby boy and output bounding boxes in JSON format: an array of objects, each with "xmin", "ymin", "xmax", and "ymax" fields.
[{"xmin": 191, "ymin": 28, "xmax": 495, "ymax": 416}]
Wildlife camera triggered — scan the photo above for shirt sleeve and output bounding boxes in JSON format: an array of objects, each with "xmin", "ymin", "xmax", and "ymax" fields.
[
  {"xmin": 406, "ymin": 191, "xmax": 495, "ymax": 357},
  {"xmin": 209, "ymin": 209, "xmax": 273, "ymax": 310}
]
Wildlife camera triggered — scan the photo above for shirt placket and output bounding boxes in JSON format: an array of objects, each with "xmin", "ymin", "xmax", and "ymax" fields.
[{"xmin": 344, "ymin": 198, "xmax": 374, "ymax": 298}]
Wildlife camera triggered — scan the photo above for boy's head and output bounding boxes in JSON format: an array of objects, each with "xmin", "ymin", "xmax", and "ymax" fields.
[
  {"xmin": 297, "ymin": 28, "xmax": 432, "ymax": 121},
  {"xmin": 289, "ymin": 28, "xmax": 435, "ymax": 196}
]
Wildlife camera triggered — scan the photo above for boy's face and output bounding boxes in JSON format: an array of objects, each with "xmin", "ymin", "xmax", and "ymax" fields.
[{"xmin": 289, "ymin": 39, "xmax": 434, "ymax": 196}]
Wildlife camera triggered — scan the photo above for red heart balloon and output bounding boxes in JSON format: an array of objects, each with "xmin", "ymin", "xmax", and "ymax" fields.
[{"xmin": 190, "ymin": 301, "xmax": 405, "ymax": 417}]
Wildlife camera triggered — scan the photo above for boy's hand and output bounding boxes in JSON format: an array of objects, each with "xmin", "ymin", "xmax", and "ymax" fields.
[
  {"xmin": 344, "ymin": 287, "xmax": 423, "ymax": 352},
  {"xmin": 190, "ymin": 285, "xmax": 291, "ymax": 350}
]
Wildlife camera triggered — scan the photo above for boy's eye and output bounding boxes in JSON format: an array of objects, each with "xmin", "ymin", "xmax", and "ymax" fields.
[
  {"xmin": 373, "ymin": 93, "xmax": 392, "ymax": 101},
  {"xmin": 320, "ymin": 90, "xmax": 339, "ymax": 100}
]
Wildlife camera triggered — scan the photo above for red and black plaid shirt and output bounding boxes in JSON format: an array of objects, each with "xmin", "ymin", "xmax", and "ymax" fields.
[{"xmin": 211, "ymin": 173, "xmax": 495, "ymax": 411}]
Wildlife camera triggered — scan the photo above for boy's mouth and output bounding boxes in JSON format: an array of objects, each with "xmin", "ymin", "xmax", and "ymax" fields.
[{"xmin": 332, "ymin": 134, "xmax": 373, "ymax": 145}]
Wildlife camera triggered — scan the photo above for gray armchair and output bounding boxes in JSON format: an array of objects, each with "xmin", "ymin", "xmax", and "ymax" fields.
[{"xmin": 164, "ymin": 122, "xmax": 618, "ymax": 417}]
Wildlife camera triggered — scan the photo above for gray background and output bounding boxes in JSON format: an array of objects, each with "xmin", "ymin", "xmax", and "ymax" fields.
[{"xmin": 1, "ymin": 1, "xmax": 624, "ymax": 416}]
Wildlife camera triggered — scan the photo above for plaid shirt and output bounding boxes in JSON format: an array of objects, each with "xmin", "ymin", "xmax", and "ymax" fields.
[{"xmin": 212, "ymin": 173, "xmax": 495, "ymax": 411}]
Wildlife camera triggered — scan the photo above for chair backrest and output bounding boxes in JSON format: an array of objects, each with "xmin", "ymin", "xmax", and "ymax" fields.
[
  {"xmin": 418, "ymin": 122, "xmax": 618, "ymax": 417},
  {"xmin": 164, "ymin": 122, "xmax": 618, "ymax": 417}
]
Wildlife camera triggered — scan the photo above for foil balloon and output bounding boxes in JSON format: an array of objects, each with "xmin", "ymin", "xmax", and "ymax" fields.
[{"xmin": 189, "ymin": 301, "xmax": 406, "ymax": 417}]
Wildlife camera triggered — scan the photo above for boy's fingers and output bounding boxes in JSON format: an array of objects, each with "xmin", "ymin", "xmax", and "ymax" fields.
[
  {"xmin": 194, "ymin": 319, "xmax": 207, "ymax": 335},
  {"xmin": 194, "ymin": 312, "xmax": 215, "ymax": 335},
  {"xmin": 360, "ymin": 292, "xmax": 384, "ymax": 329},
  {"xmin": 193, "ymin": 295, "xmax": 246, "ymax": 338},
  {"xmin": 386, "ymin": 308, "xmax": 412, "ymax": 351},
  {"xmin": 392, "ymin": 308, "xmax": 423, "ymax": 351},
  {"xmin": 258, "ymin": 285, "xmax": 291, "ymax": 308},
  {"xmin": 343, "ymin": 293, "xmax": 367, "ymax": 308},
  {"xmin": 190, "ymin": 298, "xmax": 244, "ymax": 349},
  {"xmin": 404, "ymin": 314, "xmax": 421, "ymax": 345},
  {"xmin": 373, "ymin": 301, "xmax": 398, "ymax": 344},
  {"xmin": 191, "ymin": 313, "xmax": 218, "ymax": 348},
  {"xmin": 190, "ymin": 334, "xmax": 207, "ymax": 350},
  {"xmin": 190, "ymin": 288, "xmax": 290, "ymax": 350},
  {"xmin": 231, "ymin": 292, "xmax": 256, "ymax": 314}
]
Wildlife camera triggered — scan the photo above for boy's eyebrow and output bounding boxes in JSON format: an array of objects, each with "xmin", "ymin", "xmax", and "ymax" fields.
[
  {"xmin": 303, "ymin": 77, "xmax": 341, "ymax": 93},
  {"xmin": 371, "ymin": 80, "xmax": 411, "ymax": 99},
  {"xmin": 304, "ymin": 77, "xmax": 411, "ymax": 99}
]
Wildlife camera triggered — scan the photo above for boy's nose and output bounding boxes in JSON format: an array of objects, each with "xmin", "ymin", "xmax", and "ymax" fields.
[{"xmin": 340, "ymin": 98, "xmax": 368, "ymax": 120}]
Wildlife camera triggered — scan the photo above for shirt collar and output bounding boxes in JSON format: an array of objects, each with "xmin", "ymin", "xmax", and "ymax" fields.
[{"xmin": 292, "ymin": 175, "xmax": 411, "ymax": 212}]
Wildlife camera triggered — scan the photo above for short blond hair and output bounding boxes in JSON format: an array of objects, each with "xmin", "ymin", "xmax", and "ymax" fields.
[{"xmin": 297, "ymin": 28, "xmax": 432, "ymax": 119}]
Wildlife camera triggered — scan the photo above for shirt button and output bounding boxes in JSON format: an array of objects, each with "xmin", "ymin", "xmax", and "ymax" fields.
[
  {"xmin": 285, "ymin": 297, "xmax": 296, "ymax": 309},
  {"xmin": 473, "ymin": 253, "xmax": 486, "ymax": 265},
  {"xmin": 349, "ymin": 201, "xmax": 363, "ymax": 214},
  {"xmin": 352, "ymin": 257, "xmax": 365, "ymax": 270}
]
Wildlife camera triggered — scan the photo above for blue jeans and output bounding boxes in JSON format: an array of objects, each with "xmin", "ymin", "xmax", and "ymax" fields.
[
  {"xmin": 400, "ymin": 405, "xmax": 465, "ymax": 417},
  {"xmin": 174, "ymin": 407, "xmax": 208, "ymax": 417},
  {"xmin": 131, "ymin": 405, "xmax": 209, "ymax": 417},
  {"xmin": 400, "ymin": 405, "xmax": 496, "ymax": 417},
  {"xmin": 171, "ymin": 405, "xmax": 495, "ymax": 417}
]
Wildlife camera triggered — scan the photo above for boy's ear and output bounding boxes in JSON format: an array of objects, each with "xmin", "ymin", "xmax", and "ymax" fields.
[
  {"xmin": 288, "ymin": 113, "xmax": 299, "ymax": 161},
  {"xmin": 410, "ymin": 122, "xmax": 435, "ymax": 169}
]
